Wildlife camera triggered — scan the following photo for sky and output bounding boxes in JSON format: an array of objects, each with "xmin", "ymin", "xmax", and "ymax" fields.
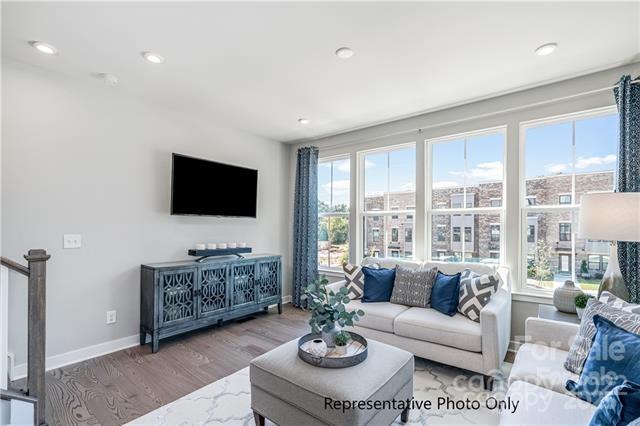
[{"xmin": 318, "ymin": 113, "xmax": 618, "ymax": 208}]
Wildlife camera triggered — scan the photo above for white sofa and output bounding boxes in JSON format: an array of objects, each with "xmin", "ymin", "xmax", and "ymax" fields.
[
  {"xmin": 326, "ymin": 257, "xmax": 511, "ymax": 389},
  {"xmin": 500, "ymin": 317, "xmax": 597, "ymax": 425}
]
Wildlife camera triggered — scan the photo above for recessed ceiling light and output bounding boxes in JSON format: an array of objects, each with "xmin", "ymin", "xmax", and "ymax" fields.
[
  {"xmin": 335, "ymin": 47, "xmax": 354, "ymax": 59},
  {"xmin": 29, "ymin": 41, "xmax": 58, "ymax": 55},
  {"xmin": 141, "ymin": 51, "xmax": 165, "ymax": 64},
  {"xmin": 298, "ymin": 118, "xmax": 311, "ymax": 125},
  {"xmin": 535, "ymin": 42, "xmax": 557, "ymax": 56}
]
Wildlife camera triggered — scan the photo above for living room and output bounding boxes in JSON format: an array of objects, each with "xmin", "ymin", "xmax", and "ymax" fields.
[{"xmin": 1, "ymin": 1, "xmax": 640, "ymax": 425}]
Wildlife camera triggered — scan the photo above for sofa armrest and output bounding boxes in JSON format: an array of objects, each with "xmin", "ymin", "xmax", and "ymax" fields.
[
  {"xmin": 525, "ymin": 317, "xmax": 579, "ymax": 352},
  {"xmin": 325, "ymin": 280, "xmax": 347, "ymax": 296},
  {"xmin": 481, "ymin": 288, "xmax": 511, "ymax": 375}
]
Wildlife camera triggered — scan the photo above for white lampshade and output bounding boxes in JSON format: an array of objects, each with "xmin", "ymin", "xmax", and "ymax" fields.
[{"xmin": 578, "ymin": 192, "xmax": 640, "ymax": 242}]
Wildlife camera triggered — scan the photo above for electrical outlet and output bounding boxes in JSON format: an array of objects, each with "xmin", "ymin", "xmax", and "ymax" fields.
[
  {"xmin": 106, "ymin": 310, "xmax": 117, "ymax": 324},
  {"xmin": 63, "ymin": 234, "xmax": 82, "ymax": 249}
]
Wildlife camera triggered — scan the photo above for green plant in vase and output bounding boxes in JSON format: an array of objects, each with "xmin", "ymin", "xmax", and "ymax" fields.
[
  {"xmin": 333, "ymin": 331, "xmax": 351, "ymax": 355},
  {"xmin": 303, "ymin": 276, "xmax": 364, "ymax": 347},
  {"xmin": 574, "ymin": 293, "xmax": 594, "ymax": 319}
]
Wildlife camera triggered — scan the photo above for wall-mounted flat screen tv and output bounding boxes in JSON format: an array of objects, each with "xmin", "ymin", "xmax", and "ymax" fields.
[{"xmin": 171, "ymin": 153, "xmax": 258, "ymax": 217}]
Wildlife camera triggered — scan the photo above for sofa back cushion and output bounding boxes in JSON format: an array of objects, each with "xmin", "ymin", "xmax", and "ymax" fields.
[
  {"xmin": 363, "ymin": 257, "xmax": 421, "ymax": 271},
  {"xmin": 424, "ymin": 261, "xmax": 497, "ymax": 277}
]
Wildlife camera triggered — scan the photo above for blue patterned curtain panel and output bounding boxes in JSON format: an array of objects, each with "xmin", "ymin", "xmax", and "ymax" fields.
[
  {"xmin": 292, "ymin": 146, "xmax": 319, "ymax": 307},
  {"xmin": 614, "ymin": 75, "xmax": 640, "ymax": 303}
]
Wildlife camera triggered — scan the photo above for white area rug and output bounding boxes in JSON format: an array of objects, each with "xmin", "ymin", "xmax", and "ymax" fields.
[{"xmin": 128, "ymin": 357, "xmax": 511, "ymax": 426}]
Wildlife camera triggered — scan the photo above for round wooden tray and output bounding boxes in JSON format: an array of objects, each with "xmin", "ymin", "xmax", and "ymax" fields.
[{"xmin": 297, "ymin": 332, "xmax": 368, "ymax": 368}]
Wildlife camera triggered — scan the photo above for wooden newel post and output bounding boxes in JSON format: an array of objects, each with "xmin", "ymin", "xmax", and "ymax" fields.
[{"xmin": 25, "ymin": 249, "xmax": 50, "ymax": 426}]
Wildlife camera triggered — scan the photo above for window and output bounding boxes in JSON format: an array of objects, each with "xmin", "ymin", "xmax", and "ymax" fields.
[
  {"xmin": 559, "ymin": 223, "xmax": 572, "ymax": 241},
  {"xmin": 464, "ymin": 226, "xmax": 472, "ymax": 242},
  {"xmin": 430, "ymin": 129, "xmax": 505, "ymax": 263},
  {"xmin": 588, "ymin": 254, "xmax": 602, "ymax": 271},
  {"xmin": 391, "ymin": 206, "xmax": 399, "ymax": 219},
  {"xmin": 318, "ymin": 156, "xmax": 350, "ymax": 269},
  {"xmin": 559, "ymin": 194, "xmax": 572, "ymax": 205},
  {"xmin": 405, "ymin": 228, "xmax": 413, "ymax": 243},
  {"xmin": 527, "ymin": 224, "xmax": 536, "ymax": 243},
  {"xmin": 522, "ymin": 109, "xmax": 617, "ymax": 291},
  {"xmin": 362, "ymin": 144, "xmax": 416, "ymax": 259},
  {"xmin": 452, "ymin": 227, "xmax": 461, "ymax": 242},
  {"xmin": 490, "ymin": 225, "xmax": 500, "ymax": 242}
]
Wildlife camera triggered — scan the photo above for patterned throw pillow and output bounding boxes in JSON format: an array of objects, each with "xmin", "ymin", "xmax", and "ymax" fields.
[
  {"xmin": 390, "ymin": 266, "xmax": 438, "ymax": 308},
  {"xmin": 457, "ymin": 269, "xmax": 500, "ymax": 322},
  {"xmin": 599, "ymin": 291, "xmax": 640, "ymax": 314},
  {"xmin": 564, "ymin": 298, "xmax": 640, "ymax": 374},
  {"xmin": 342, "ymin": 262, "xmax": 378, "ymax": 300}
]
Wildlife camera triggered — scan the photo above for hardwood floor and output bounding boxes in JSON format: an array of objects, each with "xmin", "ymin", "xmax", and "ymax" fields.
[
  {"xmin": 11, "ymin": 306, "xmax": 517, "ymax": 425},
  {"xmin": 11, "ymin": 305, "xmax": 310, "ymax": 426}
]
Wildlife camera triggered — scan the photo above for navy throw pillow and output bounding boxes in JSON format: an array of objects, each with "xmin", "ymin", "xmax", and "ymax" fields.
[
  {"xmin": 566, "ymin": 315, "xmax": 640, "ymax": 405},
  {"xmin": 430, "ymin": 271, "xmax": 461, "ymax": 316},
  {"xmin": 589, "ymin": 381, "xmax": 640, "ymax": 426},
  {"xmin": 362, "ymin": 267, "xmax": 395, "ymax": 303}
]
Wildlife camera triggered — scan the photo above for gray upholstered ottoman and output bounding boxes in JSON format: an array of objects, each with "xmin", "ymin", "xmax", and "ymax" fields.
[{"xmin": 250, "ymin": 338, "xmax": 414, "ymax": 426}]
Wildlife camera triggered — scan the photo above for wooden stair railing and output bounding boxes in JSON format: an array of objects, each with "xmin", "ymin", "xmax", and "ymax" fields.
[{"xmin": 1, "ymin": 249, "xmax": 50, "ymax": 426}]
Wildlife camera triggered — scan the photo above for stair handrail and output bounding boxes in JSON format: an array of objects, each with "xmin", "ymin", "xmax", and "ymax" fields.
[{"xmin": 1, "ymin": 249, "xmax": 50, "ymax": 426}]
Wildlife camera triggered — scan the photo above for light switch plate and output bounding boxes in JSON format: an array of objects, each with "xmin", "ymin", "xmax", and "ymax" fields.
[
  {"xmin": 106, "ymin": 310, "xmax": 117, "ymax": 324},
  {"xmin": 63, "ymin": 234, "xmax": 82, "ymax": 249}
]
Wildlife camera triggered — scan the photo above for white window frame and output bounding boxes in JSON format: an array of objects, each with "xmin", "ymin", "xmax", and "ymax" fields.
[
  {"xmin": 318, "ymin": 154, "xmax": 351, "ymax": 272},
  {"xmin": 357, "ymin": 142, "xmax": 417, "ymax": 260},
  {"xmin": 426, "ymin": 126, "xmax": 507, "ymax": 263},
  {"xmin": 518, "ymin": 105, "xmax": 617, "ymax": 294}
]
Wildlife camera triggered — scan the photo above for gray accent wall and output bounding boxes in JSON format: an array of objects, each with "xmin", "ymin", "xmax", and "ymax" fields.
[{"xmin": 2, "ymin": 60, "xmax": 290, "ymax": 365}]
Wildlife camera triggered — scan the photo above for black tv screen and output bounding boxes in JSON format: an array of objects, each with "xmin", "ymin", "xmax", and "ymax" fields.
[{"xmin": 171, "ymin": 153, "xmax": 258, "ymax": 217}]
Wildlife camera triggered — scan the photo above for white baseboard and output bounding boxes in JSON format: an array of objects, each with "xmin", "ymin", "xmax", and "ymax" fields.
[
  {"xmin": 12, "ymin": 297, "xmax": 295, "ymax": 381},
  {"xmin": 11, "ymin": 334, "xmax": 140, "ymax": 381}
]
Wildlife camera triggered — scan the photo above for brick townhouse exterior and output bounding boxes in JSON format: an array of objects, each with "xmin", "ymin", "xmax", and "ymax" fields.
[{"xmin": 363, "ymin": 170, "xmax": 613, "ymax": 278}]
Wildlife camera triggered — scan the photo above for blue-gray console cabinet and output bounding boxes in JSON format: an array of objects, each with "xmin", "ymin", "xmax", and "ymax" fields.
[{"xmin": 140, "ymin": 254, "xmax": 282, "ymax": 352}]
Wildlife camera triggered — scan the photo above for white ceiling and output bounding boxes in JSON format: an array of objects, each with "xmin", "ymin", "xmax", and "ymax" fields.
[{"xmin": 3, "ymin": 2, "xmax": 639, "ymax": 142}]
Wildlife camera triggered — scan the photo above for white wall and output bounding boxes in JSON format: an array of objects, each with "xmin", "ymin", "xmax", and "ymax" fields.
[
  {"xmin": 287, "ymin": 62, "xmax": 640, "ymax": 344},
  {"xmin": 2, "ymin": 60, "xmax": 290, "ymax": 367}
]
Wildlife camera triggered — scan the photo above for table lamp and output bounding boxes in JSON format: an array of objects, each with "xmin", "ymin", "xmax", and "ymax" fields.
[{"xmin": 578, "ymin": 192, "xmax": 640, "ymax": 301}]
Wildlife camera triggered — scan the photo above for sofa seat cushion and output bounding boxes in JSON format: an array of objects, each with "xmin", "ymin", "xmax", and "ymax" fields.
[
  {"xmin": 508, "ymin": 343, "xmax": 578, "ymax": 395},
  {"xmin": 393, "ymin": 307, "xmax": 482, "ymax": 352},
  {"xmin": 499, "ymin": 381, "xmax": 596, "ymax": 426},
  {"xmin": 347, "ymin": 299, "xmax": 410, "ymax": 333}
]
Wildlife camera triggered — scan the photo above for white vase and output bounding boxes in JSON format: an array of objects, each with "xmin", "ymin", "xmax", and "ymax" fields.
[
  {"xmin": 335, "ymin": 345, "xmax": 347, "ymax": 356},
  {"xmin": 553, "ymin": 280, "xmax": 584, "ymax": 313},
  {"xmin": 576, "ymin": 307, "xmax": 584, "ymax": 319},
  {"xmin": 321, "ymin": 324, "xmax": 341, "ymax": 348},
  {"xmin": 307, "ymin": 339, "xmax": 327, "ymax": 357}
]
